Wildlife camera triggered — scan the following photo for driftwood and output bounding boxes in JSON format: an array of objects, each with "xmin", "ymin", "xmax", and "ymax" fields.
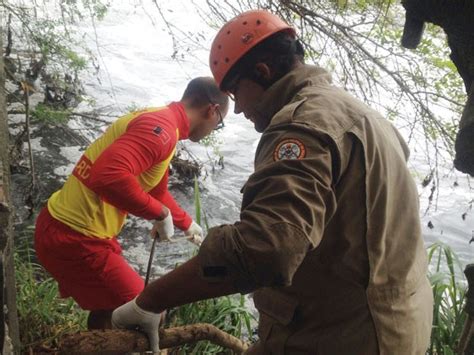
[{"xmin": 59, "ymin": 323, "xmax": 249, "ymax": 354}]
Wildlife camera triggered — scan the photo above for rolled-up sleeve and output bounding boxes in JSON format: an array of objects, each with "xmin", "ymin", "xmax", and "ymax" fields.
[{"xmin": 198, "ymin": 125, "xmax": 338, "ymax": 294}]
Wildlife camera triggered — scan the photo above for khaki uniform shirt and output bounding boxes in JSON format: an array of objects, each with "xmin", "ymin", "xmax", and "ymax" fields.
[{"xmin": 198, "ymin": 65, "xmax": 433, "ymax": 354}]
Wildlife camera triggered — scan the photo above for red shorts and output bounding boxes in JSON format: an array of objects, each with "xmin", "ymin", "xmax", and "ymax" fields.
[{"xmin": 34, "ymin": 207, "xmax": 144, "ymax": 311}]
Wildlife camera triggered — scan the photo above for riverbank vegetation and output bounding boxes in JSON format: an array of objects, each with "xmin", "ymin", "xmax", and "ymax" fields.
[
  {"xmin": 14, "ymin": 228, "xmax": 255, "ymax": 353},
  {"xmin": 14, "ymin": 237, "xmax": 468, "ymax": 353},
  {"xmin": 428, "ymin": 243, "xmax": 467, "ymax": 354},
  {"xmin": 13, "ymin": 184, "xmax": 466, "ymax": 353}
]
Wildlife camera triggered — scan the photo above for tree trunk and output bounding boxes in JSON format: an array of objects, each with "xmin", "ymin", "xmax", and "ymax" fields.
[
  {"xmin": 0, "ymin": 14, "xmax": 20, "ymax": 354},
  {"xmin": 59, "ymin": 324, "xmax": 249, "ymax": 354},
  {"xmin": 401, "ymin": 0, "xmax": 474, "ymax": 175}
]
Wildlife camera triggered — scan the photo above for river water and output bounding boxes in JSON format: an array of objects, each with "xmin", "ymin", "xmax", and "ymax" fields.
[{"xmin": 28, "ymin": 1, "xmax": 474, "ymax": 280}]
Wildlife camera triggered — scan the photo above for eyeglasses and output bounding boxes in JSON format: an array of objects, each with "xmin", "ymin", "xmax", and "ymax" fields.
[
  {"xmin": 203, "ymin": 90, "xmax": 225, "ymax": 131},
  {"xmin": 214, "ymin": 106, "xmax": 225, "ymax": 131},
  {"xmin": 225, "ymin": 74, "xmax": 242, "ymax": 102}
]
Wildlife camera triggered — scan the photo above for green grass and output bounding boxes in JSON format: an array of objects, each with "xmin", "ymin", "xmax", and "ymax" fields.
[
  {"xmin": 166, "ymin": 294, "xmax": 255, "ymax": 354},
  {"xmin": 31, "ymin": 102, "xmax": 71, "ymax": 123},
  {"xmin": 14, "ymin": 231, "xmax": 87, "ymax": 352},
  {"xmin": 427, "ymin": 242, "xmax": 467, "ymax": 355}
]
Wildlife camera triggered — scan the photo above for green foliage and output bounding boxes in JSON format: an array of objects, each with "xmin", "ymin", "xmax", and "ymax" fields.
[
  {"xmin": 31, "ymin": 103, "xmax": 71, "ymax": 123},
  {"xmin": 62, "ymin": 48, "xmax": 88, "ymax": 71},
  {"xmin": 199, "ymin": 132, "xmax": 224, "ymax": 172},
  {"xmin": 2, "ymin": 1, "xmax": 110, "ymax": 106},
  {"xmin": 29, "ymin": 19, "xmax": 87, "ymax": 72},
  {"xmin": 330, "ymin": 0, "xmax": 396, "ymax": 11},
  {"xmin": 167, "ymin": 295, "xmax": 255, "ymax": 354},
  {"xmin": 427, "ymin": 242, "xmax": 467, "ymax": 355},
  {"xmin": 200, "ymin": 130, "xmax": 223, "ymax": 160},
  {"xmin": 58, "ymin": 0, "xmax": 109, "ymax": 21},
  {"xmin": 15, "ymin": 228, "xmax": 87, "ymax": 352}
]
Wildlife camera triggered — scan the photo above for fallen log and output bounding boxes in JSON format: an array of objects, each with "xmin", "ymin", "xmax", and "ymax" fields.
[{"xmin": 59, "ymin": 323, "xmax": 249, "ymax": 354}]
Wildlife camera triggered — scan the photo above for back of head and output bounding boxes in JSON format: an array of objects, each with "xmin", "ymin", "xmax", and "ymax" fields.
[
  {"xmin": 181, "ymin": 76, "xmax": 229, "ymax": 111},
  {"xmin": 210, "ymin": 10, "xmax": 304, "ymax": 91}
]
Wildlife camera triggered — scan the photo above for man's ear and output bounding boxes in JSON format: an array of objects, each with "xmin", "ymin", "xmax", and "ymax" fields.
[
  {"xmin": 254, "ymin": 63, "xmax": 272, "ymax": 80},
  {"xmin": 204, "ymin": 103, "xmax": 214, "ymax": 120}
]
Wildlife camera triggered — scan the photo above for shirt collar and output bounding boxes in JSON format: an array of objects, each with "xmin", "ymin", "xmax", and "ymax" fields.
[
  {"xmin": 255, "ymin": 65, "xmax": 333, "ymax": 129},
  {"xmin": 168, "ymin": 101, "xmax": 190, "ymax": 140}
]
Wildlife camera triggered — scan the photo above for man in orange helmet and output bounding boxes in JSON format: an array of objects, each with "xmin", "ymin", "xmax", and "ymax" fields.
[{"xmin": 112, "ymin": 10, "xmax": 433, "ymax": 354}]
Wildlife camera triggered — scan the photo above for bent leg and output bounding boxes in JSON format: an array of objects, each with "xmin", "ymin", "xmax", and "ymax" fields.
[
  {"xmin": 87, "ymin": 310, "xmax": 113, "ymax": 330},
  {"xmin": 34, "ymin": 208, "xmax": 144, "ymax": 321}
]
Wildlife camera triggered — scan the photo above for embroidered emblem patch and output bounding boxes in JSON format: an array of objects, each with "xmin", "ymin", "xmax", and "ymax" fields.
[
  {"xmin": 273, "ymin": 139, "xmax": 306, "ymax": 161},
  {"xmin": 153, "ymin": 126, "xmax": 171, "ymax": 144}
]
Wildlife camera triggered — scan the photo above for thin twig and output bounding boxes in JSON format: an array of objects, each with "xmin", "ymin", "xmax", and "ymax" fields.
[{"xmin": 22, "ymin": 82, "xmax": 36, "ymax": 188}]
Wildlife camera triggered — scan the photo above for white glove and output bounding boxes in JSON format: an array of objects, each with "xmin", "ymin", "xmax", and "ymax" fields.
[
  {"xmin": 184, "ymin": 220, "xmax": 203, "ymax": 238},
  {"xmin": 151, "ymin": 210, "xmax": 174, "ymax": 241},
  {"xmin": 111, "ymin": 298, "xmax": 161, "ymax": 352}
]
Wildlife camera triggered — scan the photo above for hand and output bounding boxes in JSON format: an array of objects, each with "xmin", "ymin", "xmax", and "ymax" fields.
[
  {"xmin": 151, "ymin": 209, "xmax": 174, "ymax": 241},
  {"xmin": 111, "ymin": 298, "xmax": 162, "ymax": 352},
  {"xmin": 184, "ymin": 220, "xmax": 203, "ymax": 238}
]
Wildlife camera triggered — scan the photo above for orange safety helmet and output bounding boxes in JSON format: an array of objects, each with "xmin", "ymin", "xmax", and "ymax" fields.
[{"xmin": 209, "ymin": 10, "xmax": 296, "ymax": 88}]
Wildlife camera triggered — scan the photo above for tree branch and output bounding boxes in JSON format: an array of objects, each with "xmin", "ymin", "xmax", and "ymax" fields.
[{"xmin": 58, "ymin": 324, "xmax": 249, "ymax": 354}]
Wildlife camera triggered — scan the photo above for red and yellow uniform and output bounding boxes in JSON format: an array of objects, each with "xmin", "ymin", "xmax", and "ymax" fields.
[{"xmin": 35, "ymin": 102, "xmax": 192, "ymax": 310}]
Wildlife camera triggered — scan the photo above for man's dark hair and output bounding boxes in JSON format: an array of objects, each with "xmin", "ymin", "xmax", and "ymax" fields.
[
  {"xmin": 182, "ymin": 76, "xmax": 229, "ymax": 110},
  {"xmin": 221, "ymin": 32, "xmax": 305, "ymax": 91}
]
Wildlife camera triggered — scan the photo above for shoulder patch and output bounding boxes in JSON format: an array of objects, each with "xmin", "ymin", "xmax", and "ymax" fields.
[
  {"xmin": 153, "ymin": 126, "xmax": 171, "ymax": 144},
  {"xmin": 273, "ymin": 138, "xmax": 306, "ymax": 161}
]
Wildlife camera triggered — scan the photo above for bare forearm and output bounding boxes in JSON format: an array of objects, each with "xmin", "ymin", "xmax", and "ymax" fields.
[{"xmin": 136, "ymin": 256, "xmax": 237, "ymax": 313}]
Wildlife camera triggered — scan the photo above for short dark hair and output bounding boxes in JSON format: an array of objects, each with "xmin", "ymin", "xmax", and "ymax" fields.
[
  {"xmin": 221, "ymin": 31, "xmax": 305, "ymax": 91},
  {"xmin": 182, "ymin": 77, "xmax": 229, "ymax": 111}
]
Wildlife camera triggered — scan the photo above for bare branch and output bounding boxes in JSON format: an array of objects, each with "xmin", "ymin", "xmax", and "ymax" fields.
[{"xmin": 59, "ymin": 324, "xmax": 249, "ymax": 354}]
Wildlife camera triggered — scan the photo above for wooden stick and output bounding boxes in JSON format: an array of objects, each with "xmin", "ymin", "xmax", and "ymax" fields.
[
  {"xmin": 457, "ymin": 315, "xmax": 474, "ymax": 355},
  {"xmin": 21, "ymin": 82, "xmax": 36, "ymax": 189},
  {"xmin": 457, "ymin": 264, "xmax": 474, "ymax": 354},
  {"xmin": 59, "ymin": 323, "xmax": 249, "ymax": 354}
]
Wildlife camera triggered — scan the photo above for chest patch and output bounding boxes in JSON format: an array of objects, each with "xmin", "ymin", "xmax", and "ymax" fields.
[{"xmin": 273, "ymin": 139, "xmax": 306, "ymax": 161}]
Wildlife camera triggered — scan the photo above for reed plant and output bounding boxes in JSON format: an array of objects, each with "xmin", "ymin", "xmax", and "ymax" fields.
[{"xmin": 427, "ymin": 242, "xmax": 467, "ymax": 355}]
